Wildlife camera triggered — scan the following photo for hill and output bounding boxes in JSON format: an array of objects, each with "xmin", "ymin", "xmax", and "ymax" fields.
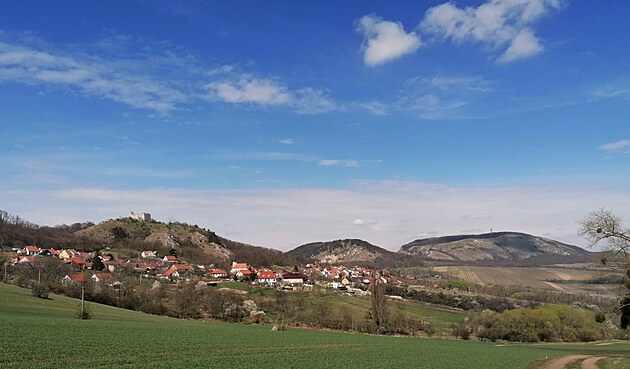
[
  {"xmin": 286, "ymin": 238, "xmax": 414, "ymax": 267},
  {"xmin": 0, "ymin": 209, "xmax": 300, "ymax": 267},
  {"xmin": 399, "ymin": 232, "xmax": 593, "ymax": 265},
  {"xmin": 74, "ymin": 218, "xmax": 302, "ymax": 267}
]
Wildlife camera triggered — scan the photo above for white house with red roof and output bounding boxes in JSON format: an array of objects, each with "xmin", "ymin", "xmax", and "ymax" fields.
[
  {"xmin": 235, "ymin": 269, "xmax": 252, "ymax": 279},
  {"xmin": 159, "ymin": 264, "xmax": 193, "ymax": 280},
  {"xmin": 141, "ymin": 250, "xmax": 158, "ymax": 258},
  {"xmin": 256, "ymin": 270, "xmax": 282, "ymax": 285},
  {"xmin": 163, "ymin": 255, "xmax": 177, "ymax": 263},
  {"xmin": 209, "ymin": 269, "xmax": 228, "ymax": 279},
  {"xmin": 62, "ymin": 273, "xmax": 89, "ymax": 284},
  {"xmin": 18, "ymin": 256, "xmax": 39, "ymax": 264},
  {"xmin": 230, "ymin": 262, "xmax": 249, "ymax": 274},
  {"xmin": 92, "ymin": 273, "xmax": 115, "ymax": 284},
  {"xmin": 20, "ymin": 245, "xmax": 40, "ymax": 256}
]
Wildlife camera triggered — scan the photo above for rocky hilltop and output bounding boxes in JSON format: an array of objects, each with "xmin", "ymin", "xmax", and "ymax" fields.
[
  {"xmin": 72, "ymin": 217, "xmax": 300, "ymax": 267},
  {"xmin": 286, "ymin": 239, "xmax": 411, "ymax": 266},
  {"xmin": 399, "ymin": 232, "xmax": 592, "ymax": 265}
]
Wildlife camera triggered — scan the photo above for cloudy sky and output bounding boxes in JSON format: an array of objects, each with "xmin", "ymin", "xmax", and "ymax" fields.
[{"xmin": 1, "ymin": 0, "xmax": 629, "ymax": 251}]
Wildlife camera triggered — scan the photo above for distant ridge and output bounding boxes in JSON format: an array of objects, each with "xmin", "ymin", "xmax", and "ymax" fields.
[
  {"xmin": 399, "ymin": 231, "xmax": 593, "ymax": 265},
  {"xmin": 287, "ymin": 238, "xmax": 410, "ymax": 266}
]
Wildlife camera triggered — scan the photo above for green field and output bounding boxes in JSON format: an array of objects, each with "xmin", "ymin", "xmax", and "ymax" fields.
[{"xmin": 1, "ymin": 283, "xmax": 629, "ymax": 369}]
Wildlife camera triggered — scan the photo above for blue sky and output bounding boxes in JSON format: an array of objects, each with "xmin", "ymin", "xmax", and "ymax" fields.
[{"xmin": 1, "ymin": 0, "xmax": 629, "ymax": 250}]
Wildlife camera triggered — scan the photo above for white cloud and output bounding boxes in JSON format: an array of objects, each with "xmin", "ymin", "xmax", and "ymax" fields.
[
  {"xmin": 0, "ymin": 41, "xmax": 186, "ymax": 112},
  {"xmin": 2, "ymin": 180, "xmax": 629, "ymax": 251},
  {"xmin": 211, "ymin": 77, "xmax": 291, "ymax": 105},
  {"xmin": 421, "ymin": 0, "xmax": 563, "ymax": 62},
  {"xmin": 318, "ymin": 159, "xmax": 360, "ymax": 168},
  {"xmin": 496, "ymin": 28, "xmax": 543, "ymax": 63},
  {"xmin": 206, "ymin": 74, "xmax": 336, "ymax": 114},
  {"xmin": 599, "ymin": 140, "xmax": 630, "ymax": 151},
  {"xmin": 357, "ymin": 14, "xmax": 422, "ymax": 66},
  {"xmin": 352, "ymin": 218, "xmax": 382, "ymax": 231},
  {"xmin": 279, "ymin": 138, "xmax": 294, "ymax": 145}
]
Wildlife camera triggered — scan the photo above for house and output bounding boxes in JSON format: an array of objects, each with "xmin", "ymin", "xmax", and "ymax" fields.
[
  {"xmin": 21, "ymin": 246, "xmax": 40, "ymax": 256},
  {"xmin": 256, "ymin": 270, "xmax": 281, "ymax": 285},
  {"xmin": 66, "ymin": 257, "xmax": 87, "ymax": 270},
  {"xmin": 103, "ymin": 261, "xmax": 117, "ymax": 273},
  {"xmin": 230, "ymin": 262, "xmax": 249, "ymax": 274},
  {"xmin": 282, "ymin": 272, "xmax": 307, "ymax": 286},
  {"xmin": 141, "ymin": 250, "xmax": 158, "ymax": 258},
  {"xmin": 163, "ymin": 255, "xmax": 177, "ymax": 263},
  {"xmin": 92, "ymin": 273, "xmax": 114, "ymax": 283},
  {"xmin": 62, "ymin": 273, "xmax": 88, "ymax": 284},
  {"xmin": 209, "ymin": 269, "xmax": 228, "ymax": 279},
  {"xmin": 236, "ymin": 269, "xmax": 252, "ymax": 279},
  {"xmin": 18, "ymin": 256, "xmax": 39, "ymax": 264},
  {"xmin": 38, "ymin": 249, "xmax": 59, "ymax": 257},
  {"xmin": 59, "ymin": 249, "xmax": 80, "ymax": 260},
  {"xmin": 159, "ymin": 264, "xmax": 193, "ymax": 280}
]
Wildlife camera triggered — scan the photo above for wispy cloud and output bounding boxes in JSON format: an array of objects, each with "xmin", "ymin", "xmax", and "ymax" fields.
[
  {"xmin": 352, "ymin": 218, "xmax": 382, "ymax": 231},
  {"xmin": 398, "ymin": 94, "xmax": 469, "ymax": 119},
  {"xmin": 421, "ymin": 0, "xmax": 564, "ymax": 63},
  {"xmin": 0, "ymin": 34, "xmax": 337, "ymax": 115},
  {"xmin": 599, "ymin": 140, "xmax": 630, "ymax": 151},
  {"xmin": 278, "ymin": 138, "xmax": 294, "ymax": 145},
  {"xmin": 357, "ymin": 14, "xmax": 422, "ymax": 66},
  {"xmin": 318, "ymin": 159, "xmax": 360, "ymax": 168},
  {"xmin": 406, "ymin": 75, "xmax": 493, "ymax": 92},
  {"xmin": 0, "ymin": 41, "xmax": 187, "ymax": 113}
]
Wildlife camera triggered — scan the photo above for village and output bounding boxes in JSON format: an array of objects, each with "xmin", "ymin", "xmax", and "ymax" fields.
[{"xmin": 2, "ymin": 244, "xmax": 406, "ymax": 294}]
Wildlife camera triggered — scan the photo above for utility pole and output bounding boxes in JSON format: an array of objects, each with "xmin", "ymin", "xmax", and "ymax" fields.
[
  {"xmin": 37, "ymin": 267, "xmax": 41, "ymax": 295},
  {"xmin": 3, "ymin": 262, "xmax": 7, "ymax": 282},
  {"xmin": 81, "ymin": 284, "xmax": 85, "ymax": 318}
]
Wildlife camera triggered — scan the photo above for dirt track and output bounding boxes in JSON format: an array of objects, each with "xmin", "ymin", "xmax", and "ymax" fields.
[{"xmin": 537, "ymin": 355, "xmax": 606, "ymax": 369}]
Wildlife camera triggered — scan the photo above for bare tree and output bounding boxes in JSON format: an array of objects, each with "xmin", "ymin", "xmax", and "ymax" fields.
[
  {"xmin": 580, "ymin": 209, "xmax": 630, "ymax": 268},
  {"xmin": 580, "ymin": 209, "xmax": 630, "ymax": 329},
  {"xmin": 370, "ymin": 270, "xmax": 388, "ymax": 333}
]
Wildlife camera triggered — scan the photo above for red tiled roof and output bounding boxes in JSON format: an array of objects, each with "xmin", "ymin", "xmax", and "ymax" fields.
[
  {"xmin": 67, "ymin": 273, "xmax": 88, "ymax": 282},
  {"xmin": 232, "ymin": 263, "xmax": 248, "ymax": 269},
  {"xmin": 164, "ymin": 255, "xmax": 177, "ymax": 261},
  {"xmin": 239, "ymin": 269, "xmax": 252, "ymax": 275},
  {"xmin": 257, "ymin": 271, "xmax": 278, "ymax": 279},
  {"xmin": 210, "ymin": 269, "xmax": 227, "ymax": 274},
  {"xmin": 93, "ymin": 273, "xmax": 113, "ymax": 280},
  {"xmin": 25, "ymin": 246, "xmax": 40, "ymax": 252},
  {"xmin": 171, "ymin": 264, "xmax": 192, "ymax": 271},
  {"xmin": 161, "ymin": 268, "xmax": 177, "ymax": 277},
  {"xmin": 67, "ymin": 257, "xmax": 86, "ymax": 265}
]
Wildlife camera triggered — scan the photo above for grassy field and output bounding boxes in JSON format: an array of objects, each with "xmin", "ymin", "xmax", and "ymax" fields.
[{"xmin": 1, "ymin": 283, "xmax": 629, "ymax": 369}]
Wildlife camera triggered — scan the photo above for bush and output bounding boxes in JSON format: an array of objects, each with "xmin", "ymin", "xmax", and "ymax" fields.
[
  {"xmin": 453, "ymin": 322, "xmax": 472, "ymax": 340},
  {"xmin": 468, "ymin": 305, "xmax": 603, "ymax": 342}
]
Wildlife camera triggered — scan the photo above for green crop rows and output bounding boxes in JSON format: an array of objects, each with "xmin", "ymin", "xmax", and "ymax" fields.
[{"xmin": 1, "ymin": 283, "xmax": 628, "ymax": 369}]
